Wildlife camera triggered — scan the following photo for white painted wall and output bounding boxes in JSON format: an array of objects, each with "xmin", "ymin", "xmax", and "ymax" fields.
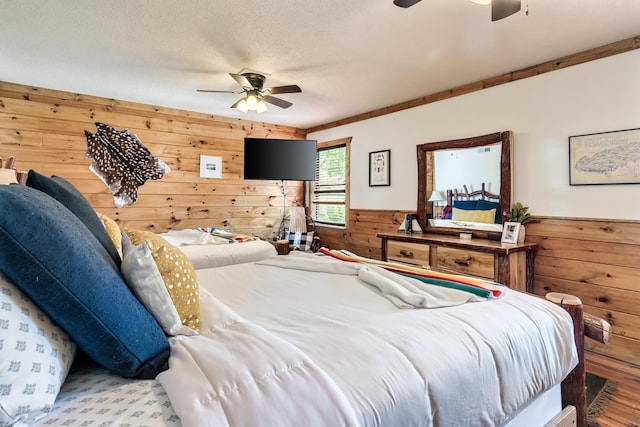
[{"xmin": 308, "ymin": 49, "xmax": 640, "ymax": 220}]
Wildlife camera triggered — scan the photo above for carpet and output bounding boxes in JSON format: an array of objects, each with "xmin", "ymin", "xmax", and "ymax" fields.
[{"xmin": 586, "ymin": 372, "xmax": 619, "ymax": 427}]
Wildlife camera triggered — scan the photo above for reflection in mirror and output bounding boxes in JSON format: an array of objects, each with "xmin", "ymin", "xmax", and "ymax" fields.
[
  {"xmin": 434, "ymin": 143, "xmax": 501, "ymax": 199},
  {"xmin": 417, "ymin": 131, "xmax": 513, "ymax": 239}
]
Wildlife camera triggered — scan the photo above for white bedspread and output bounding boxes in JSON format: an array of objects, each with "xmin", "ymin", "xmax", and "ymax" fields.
[
  {"xmin": 158, "ymin": 230, "xmax": 276, "ymax": 269},
  {"xmin": 157, "ymin": 291, "xmax": 359, "ymax": 427},
  {"xmin": 258, "ymin": 254, "xmax": 489, "ymax": 308},
  {"xmin": 156, "ymin": 255, "xmax": 578, "ymax": 427}
]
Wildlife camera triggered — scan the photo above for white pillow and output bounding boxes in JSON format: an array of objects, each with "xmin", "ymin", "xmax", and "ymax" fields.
[
  {"xmin": 120, "ymin": 234, "xmax": 198, "ymax": 336},
  {"xmin": 0, "ymin": 271, "xmax": 76, "ymax": 425}
]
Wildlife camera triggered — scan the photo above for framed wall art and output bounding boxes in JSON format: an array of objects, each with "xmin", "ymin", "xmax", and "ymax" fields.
[
  {"xmin": 569, "ymin": 127, "xmax": 640, "ymax": 185},
  {"xmin": 369, "ymin": 149, "xmax": 390, "ymax": 187},
  {"xmin": 501, "ymin": 221, "xmax": 521, "ymax": 244},
  {"xmin": 200, "ymin": 155, "xmax": 222, "ymax": 179}
]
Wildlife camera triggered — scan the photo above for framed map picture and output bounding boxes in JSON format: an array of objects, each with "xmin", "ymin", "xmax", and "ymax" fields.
[{"xmin": 569, "ymin": 128, "xmax": 640, "ymax": 185}]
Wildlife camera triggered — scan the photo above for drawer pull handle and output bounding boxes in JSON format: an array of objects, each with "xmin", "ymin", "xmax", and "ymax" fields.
[
  {"xmin": 399, "ymin": 249, "xmax": 414, "ymax": 258},
  {"xmin": 454, "ymin": 258, "xmax": 471, "ymax": 267}
]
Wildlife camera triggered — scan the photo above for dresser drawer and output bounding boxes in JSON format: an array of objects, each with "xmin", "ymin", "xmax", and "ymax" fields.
[
  {"xmin": 435, "ymin": 247, "xmax": 494, "ymax": 279},
  {"xmin": 386, "ymin": 241, "xmax": 430, "ymax": 267}
]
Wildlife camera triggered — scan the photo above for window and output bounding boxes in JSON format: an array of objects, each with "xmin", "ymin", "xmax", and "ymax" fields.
[{"xmin": 312, "ymin": 137, "xmax": 350, "ymax": 227}]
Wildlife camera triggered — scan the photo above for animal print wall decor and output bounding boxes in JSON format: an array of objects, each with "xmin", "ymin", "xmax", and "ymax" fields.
[{"xmin": 84, "ymin": 122, "xmax": 170, "ymax": 207}]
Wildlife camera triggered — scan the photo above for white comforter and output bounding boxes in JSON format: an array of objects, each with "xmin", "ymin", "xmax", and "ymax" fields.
[
  {"xmin": 158, "ymin": 230, "xmax": 276, "ymax": 269},
  {"xmin": 158, "ymin": 254, "xmax": 578, "ymax": 427}
]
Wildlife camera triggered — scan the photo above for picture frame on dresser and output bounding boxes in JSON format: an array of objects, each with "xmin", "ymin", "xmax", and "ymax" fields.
[
  {"xmin": 369, "ymin": 149, "xmax": 390, "ymax": 187},
  {"xmin": 501, "ymin": 221, "xmax": 521, "ymax": 244}
]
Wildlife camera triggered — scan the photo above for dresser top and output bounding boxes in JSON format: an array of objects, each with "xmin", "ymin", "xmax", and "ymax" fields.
[{"xmin": 376, "ymin": 232, "xmax": 537, "ymax": 254}]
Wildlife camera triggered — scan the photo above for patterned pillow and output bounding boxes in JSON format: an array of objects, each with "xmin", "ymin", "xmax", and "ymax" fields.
[
  {"xmin": 96, "ymin": 212, "xmax": 122, "ymax": 255},
  {"xmin": 288, "ymin": 231, "xmax": 315, "ymax": 251},
  {"xmin": 0, "ymin": 271, "xmax": 76, "ymax": 426},
  {"xmin": 120, "ymin": 233, "xmax": 198, "ymax": 336},
  {"xmin": 124, "ymin": 230, "xmax": 200, "ymax": 332}
]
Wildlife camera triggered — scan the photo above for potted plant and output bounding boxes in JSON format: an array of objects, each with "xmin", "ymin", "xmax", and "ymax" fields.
[{"xmin": 505, "ymin": 202, "xmax": 531, "ymax": 242}]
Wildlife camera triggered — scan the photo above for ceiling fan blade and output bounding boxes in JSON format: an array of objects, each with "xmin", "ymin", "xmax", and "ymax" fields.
[
  {"xmin": 393, "ymin": 0, "xmax": 422, "ymax": 7},
  {"xmin": 197, "ymin": 89, "xmax": 240, "ymax": 94},
  {"xmin": 263, "ymin": 95, "xmax": 293, "ymax": 109},
  {"xmin": 264, "ymin": 84, "xmax": 302, "ymax": 95},
  {"xmin": 230, "ymin": 72, "xmax": 253, "ymax": 88},
  {"xmin": 230, "ymin": 98, "xmax": 244, "ymax": 109},
  {"xmin": 491, "ymin": 0, "xmax": 521, "ymax": 21}
]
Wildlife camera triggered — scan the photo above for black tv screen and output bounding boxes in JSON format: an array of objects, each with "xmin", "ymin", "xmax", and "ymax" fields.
[{"xmin": 244, "ymin": 138, "xmax": 317, "ymax": 181}]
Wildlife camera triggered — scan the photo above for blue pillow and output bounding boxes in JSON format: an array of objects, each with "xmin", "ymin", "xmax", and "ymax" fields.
[
  {"xmin": 452, "ymin": 200, "xmax": 478, "ymax": 210},
  {"xmin": 0, "ymin": 185, "xmax": 169, "ymax": 379},
  {"xmin": 26, "ymin": 170, "xmax": 121, "ymax": 268}
]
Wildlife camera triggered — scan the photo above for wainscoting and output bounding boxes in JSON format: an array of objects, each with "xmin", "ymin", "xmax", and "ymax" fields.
[{"xmin": 318, "ymin": 210, "xmax": 640, "ymax": 367}]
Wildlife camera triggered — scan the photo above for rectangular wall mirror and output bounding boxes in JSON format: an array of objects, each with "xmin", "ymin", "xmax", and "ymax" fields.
[{"xmin": 417, "ymin": 131, "xmax": 513, "ymax": 240}]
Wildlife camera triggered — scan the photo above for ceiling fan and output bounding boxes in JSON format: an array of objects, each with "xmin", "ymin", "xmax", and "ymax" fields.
[
  {"xmin": 393, "ymin": 0, "xmax": 522, "ymax": 22},
  {"xmin": 197, "ymin": 68, "xmax": 301, "ymax": 114}
]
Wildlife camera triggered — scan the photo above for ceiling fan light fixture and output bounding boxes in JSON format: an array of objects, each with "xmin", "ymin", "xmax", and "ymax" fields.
[
  {"xmin": 256, "ymin": 100, "xmax": 268, "ymax": 114},
  {"xmin": 469, "ymin": 0, "xmax": 491, "ymax": 5},
  {"xmin": 246, "ymin": 93, "xmax": 259, "ymax": 111},
  {"xmin": 236, "ymin": 98, "xmax": 249, "ymax": 113}
]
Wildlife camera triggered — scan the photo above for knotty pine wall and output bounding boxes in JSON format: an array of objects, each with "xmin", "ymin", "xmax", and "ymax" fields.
[
  {"xmin": 527, "ymin": 218, "xmax": 640, "ymax": 366},
  {"xmin": 2, "ymin": 81, "xmax": 639, "ymax": 367},
  {"xmin": 0, "ymin": 81, "xmax": 305, "ymax": 238},
  {"xmin": 319, "ymin": 212, "xmax": 640, "ymax": 367}
]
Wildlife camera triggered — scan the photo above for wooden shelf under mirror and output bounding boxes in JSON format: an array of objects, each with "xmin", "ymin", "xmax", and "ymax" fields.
[{"xmin": 377, "ymin": 232, "xmax": 537, "ymax": 293}]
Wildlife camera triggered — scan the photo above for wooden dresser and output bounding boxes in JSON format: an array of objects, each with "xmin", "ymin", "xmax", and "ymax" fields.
[{"xmin": 376, "ymin": 232, "xmax": 537, "ymax": 293}]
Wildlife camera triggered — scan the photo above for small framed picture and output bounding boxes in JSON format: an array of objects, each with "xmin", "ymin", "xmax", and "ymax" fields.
[
  {"xmin": 369, "ymin": 149, "xmax": 390, "ymax": 187},
  {"xmin": 501, "ymin": 221, "xmax": 521, "ymax": 244}
]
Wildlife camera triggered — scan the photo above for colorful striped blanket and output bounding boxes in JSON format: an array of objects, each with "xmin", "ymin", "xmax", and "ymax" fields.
[
  {"xmin": 316, "ymin": 248, "xmax": 506, "ymax": 300},
  {"xmin": 195, "ymin": 227, "xmax": 257, "ymax": 243}
]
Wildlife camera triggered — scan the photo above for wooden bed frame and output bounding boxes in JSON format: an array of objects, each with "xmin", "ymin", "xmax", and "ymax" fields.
[
  {"xmin": 446, "ymin": 182, "xmax": 500, "ymax": 206},
  {"xmin": 547, "ymin": 292, "xmax": 612, "ymax": 427}
]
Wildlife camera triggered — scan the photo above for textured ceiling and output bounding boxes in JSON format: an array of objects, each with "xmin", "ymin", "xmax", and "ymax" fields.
[{"xmin": 2, "ymin": 0, "xmax": 640, "ymax": 130}]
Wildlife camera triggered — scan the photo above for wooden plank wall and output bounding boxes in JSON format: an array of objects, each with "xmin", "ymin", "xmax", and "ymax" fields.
[
  {"xmin": 0, "ymin": 81, "xmax": 305, "ymax": 238},
  {"xmin": 2, "ymin": 81, "xmax": 639, "ymax": 367},
  {"xmin": 319, "ymin": 210, "xmax": 640, "ymax": 367},
  {"xmin": 527, "ymin": 218, "xmax": 640, "ymax": 366}
]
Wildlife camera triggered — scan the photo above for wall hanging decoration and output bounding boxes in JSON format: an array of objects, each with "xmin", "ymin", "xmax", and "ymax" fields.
[
  {"xmin": 84, "ymin": 122, "xmax": 170, "ymax": 207},
  {"xmin": 569, "ymin": 127, "xmax": 640, "ymax": 185},
  {"xmin": 199, "ymin": 155, "xmax": 222, "ymax": 179},
  {"xmin": 369, "ymin": 149, "xmax": 390, "ymax": 187}
]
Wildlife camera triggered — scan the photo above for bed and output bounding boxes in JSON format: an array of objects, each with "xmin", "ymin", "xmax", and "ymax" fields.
[
  {"xmin": 430, "ymin": 183, "xmax": 504, "ymax": 232},
  {"xmin": 0, "ymin": 169, "xmax": 605, "ymax": 427},
  {"xmin": 158, "ymin": 229, "xmax": 277, "ymax": 269}
]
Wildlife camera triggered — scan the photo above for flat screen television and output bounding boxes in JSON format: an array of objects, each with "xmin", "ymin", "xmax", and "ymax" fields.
[{"xmin": 244, "ymin": 138, "xmax": 317, "ymax": 181}]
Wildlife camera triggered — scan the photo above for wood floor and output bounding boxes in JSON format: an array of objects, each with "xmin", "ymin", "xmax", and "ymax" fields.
[{"xmin": 585, "ymin": 351, "xmax": 640, "ymax": 426}]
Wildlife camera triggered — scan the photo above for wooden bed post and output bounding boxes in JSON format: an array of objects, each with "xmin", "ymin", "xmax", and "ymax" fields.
[
  {"xmin": 546, "ymin": 292, "xmax": 586, "ymax": 427},
  {"xmin": 545, "ymin": 292, "xmax": 611, "ymax": 427}
]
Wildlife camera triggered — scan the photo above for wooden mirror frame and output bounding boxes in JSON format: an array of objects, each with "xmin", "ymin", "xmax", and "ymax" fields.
[{"xmin": 417, "ymin": 131, "xmax": 513, "ymax": 240}]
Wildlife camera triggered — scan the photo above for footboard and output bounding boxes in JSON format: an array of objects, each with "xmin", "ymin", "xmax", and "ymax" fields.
[{"xmin": 546, "ymin": 292, "xmax": 612, "ymax": 427}]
